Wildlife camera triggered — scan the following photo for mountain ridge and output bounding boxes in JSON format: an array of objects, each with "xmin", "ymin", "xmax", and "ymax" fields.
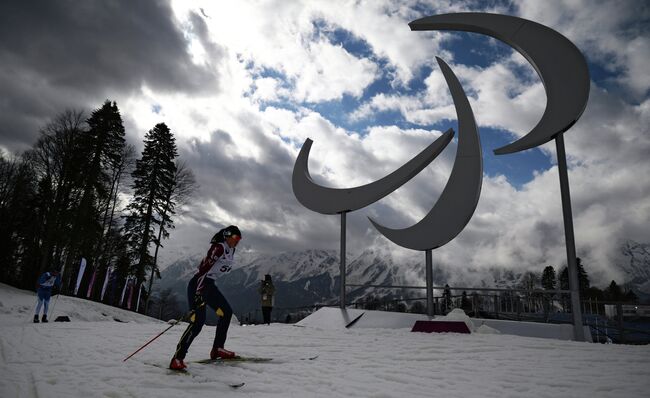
[{"xmin": 154, "ymin": 246, "xmax": 650, "ymax": 321}]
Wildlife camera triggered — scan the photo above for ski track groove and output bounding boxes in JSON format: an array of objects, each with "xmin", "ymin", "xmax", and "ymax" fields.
[
  {"xmin": 0, "ymin": 331, "xmax": 7, "ymax": 363},
  {"xmin": 29, "ymin": 368, "xmax": 40, "ymax": 398}
]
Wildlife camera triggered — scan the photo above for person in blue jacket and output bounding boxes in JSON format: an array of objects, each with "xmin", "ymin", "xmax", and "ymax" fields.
[{"xmin": 34, "ymin": 270, "xmax": 61, "ymax": 323}]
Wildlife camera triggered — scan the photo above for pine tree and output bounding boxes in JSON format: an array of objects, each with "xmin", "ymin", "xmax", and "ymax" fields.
[
  {"xmin": 363, "ymin": 295, "xmax": 380, "ymax": 310},
  {"xmin": 460, "ymin": 291, "xmax": 471, "ymax": 312},
  {"xmin": 605, "ymin": 280, "xmax": 623, "ymax": 301},
  {"xmin": 122, "ymin": 123, "xmax": 178, "ymax": 288},
  {"xmin": 559, "ymin": 267, "xmax": 569, "ymax": 290},
  {"xmin": 110, "ymin": 237, "xmax": 133, "ymax": 306},
  {"xmin": 144, "ymin": 160, "xmax": 197, "ymax": 313},
  {"xmin": 558, "ymin": 268, "xmax": 570, "ymax": 311},
  {"xmin": 0, "ymin": 154, "xmax": 38, "ymax": 286},
  {"xmin": 576, "ymin": 257, "xmax": 590, "ymax": 291},
  {"xmin": 82, "ymin": 100, "xmax": 126, "ymax": 201},
  {"xmin": 582, "ymin": 286, "xmax": 604, "ymax": 301},
  {"xmin": 541, "ymin": 266, "xmax": 556, "ymax": 290},
  {"xmin": 70, "ymin": 100, "xmax": 126, "ymax": 294},
  {"xmin": 559, "ymin": 259, "xmax": 590, "ymax": 293},
  {"xmin": 623, "ymin": 289, "xmax": 638, "ymax": 303},
  {"xmin": 519, "ymin": 271, "xmax": 539, "ymax": 290},
  {"xmin": 88, "ymin": 144, "xmax": 135, "ymax": 300}
]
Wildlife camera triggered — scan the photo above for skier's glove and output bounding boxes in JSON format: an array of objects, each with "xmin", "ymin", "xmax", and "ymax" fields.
[{"xmin": 194, "ymin": 292, "xmax": 205, "ymax": 308}]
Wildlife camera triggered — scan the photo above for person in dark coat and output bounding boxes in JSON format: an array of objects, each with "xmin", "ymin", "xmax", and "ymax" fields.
[
  {"xmin": 258, "ymin": 274, "xmax": 275, "ymax": 325},
  {"xmin": 34, "ymin": 270, "xmax": 61, "ymax": 323}
]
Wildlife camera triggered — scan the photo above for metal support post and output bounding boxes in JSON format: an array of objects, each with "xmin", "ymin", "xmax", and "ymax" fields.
[
  {"xmin": 556, "ymin": 134, "xmax": 585, "ymax": 341},
  {"xmin": 340, "ymin": 212, "xmax": 346, "ymax": 309},
  {"xmin": 426, "ymin": 250, "xmax": 433, "ymax": 317}
]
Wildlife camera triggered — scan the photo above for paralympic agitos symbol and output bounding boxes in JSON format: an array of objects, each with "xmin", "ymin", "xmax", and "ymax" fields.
[{"xmin": 292, "ymin": 12, "xmax": 590, "ymax": 252}]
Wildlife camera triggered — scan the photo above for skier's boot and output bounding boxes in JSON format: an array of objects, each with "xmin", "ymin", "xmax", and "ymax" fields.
[
  {"xmin": 33, "ymin": 315, "xmax": 39, "ymax": 323},
  {"xmin": 41, "ymin": 315, "xmax": 48, "ymax": 323},
  {"xmin": 210, "ymin": 347, "xmax": 236, "ymax": 360},
  {"xmin": 169, "ymin": 358, "xmax": 187, "ymax": 370}
]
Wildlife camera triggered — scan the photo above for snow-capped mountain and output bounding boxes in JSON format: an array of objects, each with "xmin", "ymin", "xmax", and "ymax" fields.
[
  {"xmin": 615, "ymin": 241, "xmax": 650, "ymax": 300},
  {"xmin": 154, "ymin": 249, "xmax": 343, "ymax": 318},
  {"xmin": 153, "ymin": 240, "xmax": 650, "ymax": 320},
  {"xmin": 153, "ymin": 248, "xmax": 538, "ymax": 319}
]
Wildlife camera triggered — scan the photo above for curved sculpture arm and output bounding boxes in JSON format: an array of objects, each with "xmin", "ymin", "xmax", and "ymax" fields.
[
  {"xmin": 292, "ymin": 129, "xmax": 454, "ymax": 214},
  {"xmin": 369, "ymin": 57, "xmax": 482, "ymax": 250},
  {"xmin": 410, "ymin": 12, "xmax": 590, "ymax": 155}
]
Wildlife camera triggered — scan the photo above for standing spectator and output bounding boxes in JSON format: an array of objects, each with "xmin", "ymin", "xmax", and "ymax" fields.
[
  {"xmin": 34, "ymin": 270, "xmax": 61, "ymax": 323},
  {"xmin": 442, "ymin": 284, "xmax": 452, "ymax": 314},
  {"xmin": 258, "ymin": 274, "xmax": 275, "ymax": 325}
]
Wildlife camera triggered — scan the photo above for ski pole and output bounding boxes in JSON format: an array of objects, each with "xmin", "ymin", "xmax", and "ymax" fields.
[
  {"xmin": 45, "ymin": 271, "xmax": 63, "ymax": 320},
  {"xmin": 123, "ymin": 320, "xmax": 181, "ymax": 362},
  {"xmin": 48, "ymin": 293, "xmax": 60, "ymax": 320},
  {"xmin": 123, "ymin": 307, "xmax": 198, "ymax": 362}
]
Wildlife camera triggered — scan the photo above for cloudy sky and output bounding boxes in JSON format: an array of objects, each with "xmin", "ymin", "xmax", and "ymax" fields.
[{"xmin": 1, "ymin": 0, "xmax": 648, "ymax": 285}]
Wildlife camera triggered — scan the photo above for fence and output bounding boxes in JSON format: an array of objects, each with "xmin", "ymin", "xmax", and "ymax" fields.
[
  {"xmin": 240, "ymin": 285, "xmax": 650, "ymax": 344},
  {"xmin": 347, "ymin": 285, "xmax": 650, "ymax": 344},
  {"xmin": 242, "ymin": 284, "xmax": 650, "ymax": 345}
]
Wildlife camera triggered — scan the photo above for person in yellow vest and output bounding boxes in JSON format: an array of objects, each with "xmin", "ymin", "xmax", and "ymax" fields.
[{"xmin": 258, "ymin": 274, "xmax": 275, "ymax": 325}]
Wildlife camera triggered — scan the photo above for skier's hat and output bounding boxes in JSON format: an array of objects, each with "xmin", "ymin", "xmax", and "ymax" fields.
[{"xmin": 223, "ymin": 225, "xmax": 241, "ymax": 240}]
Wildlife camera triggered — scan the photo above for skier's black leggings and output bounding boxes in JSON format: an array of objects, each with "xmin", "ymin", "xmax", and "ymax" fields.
[
  {"xmin": 174, "ymin": 275, "xmax": 233, "ymax": 360},
  {"xmin": 262, "ymin": 306, "xmax": 272, "ymax": 324}
]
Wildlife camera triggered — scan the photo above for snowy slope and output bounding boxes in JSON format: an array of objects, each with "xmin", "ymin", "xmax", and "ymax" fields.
[{"xmin": 1, "ymin": 282, "xmax": 650, "ymax": 398}]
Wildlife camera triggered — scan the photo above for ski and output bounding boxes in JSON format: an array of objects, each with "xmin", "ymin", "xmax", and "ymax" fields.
[
  {"xmin": 193, "ymin": 356, "xmax": 273, "ymax": 364},
  {"xmin": 144, "ymin": 362, "xmax": 245, "ymax": 388},
  {"xmin": 193, "ymin": 354, "xmax": 318, "ymax": 364}
]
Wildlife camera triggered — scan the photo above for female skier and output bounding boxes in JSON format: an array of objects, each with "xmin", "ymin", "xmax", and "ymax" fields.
[{"xmin": 170, "ymin": 225, "xmax": 242, "ymax": 370}]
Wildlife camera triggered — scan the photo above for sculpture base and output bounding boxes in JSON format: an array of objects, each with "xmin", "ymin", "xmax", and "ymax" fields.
[{"xmin": 411, "ymin": 320, "xmax": 471, "ymax": 334}]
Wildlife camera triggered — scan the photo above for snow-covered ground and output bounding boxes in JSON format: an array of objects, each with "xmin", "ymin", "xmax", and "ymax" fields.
[{"xmin": 1, "ymin": 283, "xmax": 649, "ymax": 398}]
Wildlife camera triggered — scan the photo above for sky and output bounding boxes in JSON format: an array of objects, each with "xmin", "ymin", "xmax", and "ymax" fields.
[
  {"xmin": 2, "ymin": 282, "xmax": 650, "ymax": 397},
  {"xmin": 0, "ymin": 1, "xmax": 649, "ymax": 286}
]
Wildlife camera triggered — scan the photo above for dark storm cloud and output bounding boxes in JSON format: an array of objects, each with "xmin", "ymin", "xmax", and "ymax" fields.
[
  {"xmin": 0, "ymin": 0, "xmax": 221, "ymax": 153},
  {"xmin": 177, "ymin": 120, "xmax": 346, "ymax": 254},
  {"xmin": 185, "ymin": 127, "xmax": 298, "ymax": 223}
]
